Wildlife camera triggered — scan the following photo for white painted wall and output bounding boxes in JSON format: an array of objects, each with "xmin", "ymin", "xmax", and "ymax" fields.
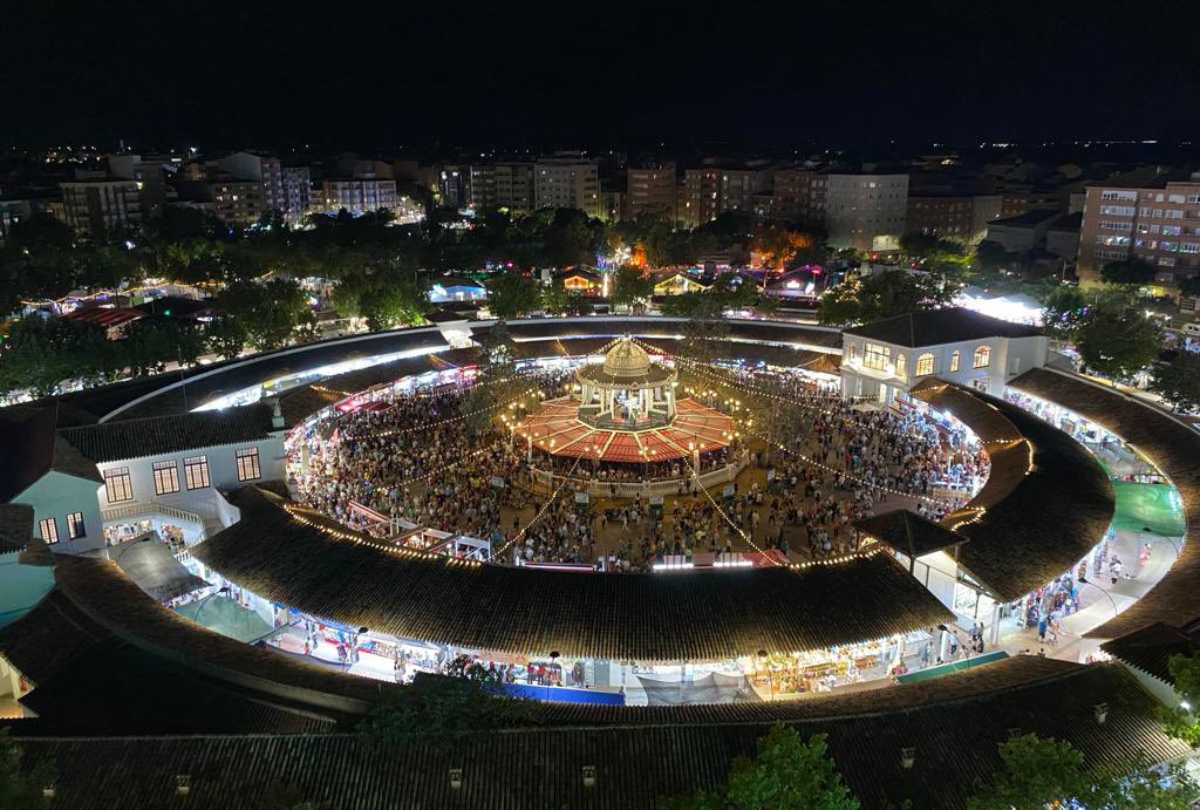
[
  {"xmin": 93, "ymin": 435, "xmax": 285, "ymax": 516},
  {"xmin": 11, "ymin": 471, "xmax": 106, "ymax": 554},
  {"xmin": 841, "ymin": 334, "xmax": 1048, "ymax": 402}
]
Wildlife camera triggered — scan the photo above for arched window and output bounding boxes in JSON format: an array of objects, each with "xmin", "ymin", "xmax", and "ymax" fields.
[
  {"xmin": 848, "ymin": 344, "xmax": 860, "ymax": 364},
  {"xmin": 895, "ymin": 353, "xmax": 907, "ymax": 379},
  {"xmin": 973, "ymin": 345, "xmax": 992, "ymax": 369},
  {"xmin": 949, "ymin": 351, "xmax": 961, "ymax": 372},
  {"xmin": 916, "ymin": 353, "xmax": 936, "ymax": 376}
]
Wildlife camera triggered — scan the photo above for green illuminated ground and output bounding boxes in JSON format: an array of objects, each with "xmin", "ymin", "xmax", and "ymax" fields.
[
  {"xmin": 1110, "ymin": 481, "xmax": 1186, "ymax": 537},
  {"xmin": 176, "ymin": 596, "xmax": 272, "ymax": 642}
]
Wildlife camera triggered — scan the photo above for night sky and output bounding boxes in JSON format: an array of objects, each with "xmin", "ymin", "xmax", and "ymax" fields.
[{"xmin": 6, "ymin": 1, "xmax": 1200, "ymax": 151}]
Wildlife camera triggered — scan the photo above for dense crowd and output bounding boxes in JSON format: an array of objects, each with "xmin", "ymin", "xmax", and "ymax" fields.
[{"xmin": 287, "ymin": 364, "xmax": 986, "ymax": 572}]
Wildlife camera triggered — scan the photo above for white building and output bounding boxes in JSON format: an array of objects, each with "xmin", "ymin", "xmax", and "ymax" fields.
[
  {"xmin": 1, "ymin": 403, "xmax": 287, "ymax": 556},
  {"xmin": 840, "ymin": 307, "xmax": 1048, "ymax": 404}
]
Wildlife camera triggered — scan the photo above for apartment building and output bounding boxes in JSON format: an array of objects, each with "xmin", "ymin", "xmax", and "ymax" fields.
[
  {"xmin": 107, "ymin": 154, "xmax": 175, "ymax": 219},
  {"xmin": 824, "ymin": 173, "xmax": 909, "ymax": 253},
  {"xmin": 59, "ymin": 178, "xmax": 142, "ymax": 238},
  {"xmin": 318, "ymin": 178, "xmax": 398, "ymax": 217},
  {"xmin": 281, "ymin": 166, "xmax": 311, "ymax": 225},
  {"xmin": 771, "ymin": 169, "xmax": 828, "ymax": 226},
  {"xmin": 468, "ymin": 165, "xmax": 496, "ymax": 211},
  {"xmin": 534, "ymin": 157, "xmax": 600, "ymax": 217},
  {"xmin": 906, "ymin": 193, "xmax": 1003, "ymax": 245},
  {"xmin": 209, "ymin": 178, "xmax": 265, "ymax": 227},
  {"xmin": 1078, "ymin": 181, "xmax": 1200, "ymax": 285},
  {"xmin": 681, "ymin": 169, "xmax": 721, "ymax": 229},
  {"xmin": 218, "ymin": 152, "xmax": 286, "ymax": 219},
  {"xmin": 493, "ymin": 162, "xmax": 536, "ymax": 214},
  {"xmin": 625, "ymin": 162, "xmax": 676, "ymax": 222},
  {"xmin": 719, "ymin": 169, "xmax": 770, "ymax": 215}
]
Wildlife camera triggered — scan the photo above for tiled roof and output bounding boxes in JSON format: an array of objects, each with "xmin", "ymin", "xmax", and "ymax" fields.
[
  {"xmin": 910, "ymin": 379, "xmax": 1115, "ymax": 600},
  {"xmin": 1009, "ymin": 368, "xmax": 1200, "ymax": 640},
  {"xmin": 1101, "ymin": 622, "xmax": 1196, "ymax": 685},
  {"xmin": 11, "ymin": 660, "xmax": 1187, "ymax": 810},
  {"xmin": 843, "ymin": 307, "xmax": 1042, "ymax": 348},
  {"xmin": 192, "ymin": 487, "xmax": 952, "ymax": 662},
  {"xmin": 59, "ymin": 403, "xmax": 276, "ymax": 463},
  {"xmin": 0, "ymin": 504, "xmax": 35, "ymax": 554},
  {"xmin": 855, "ymin": 509, "xmax": 967, "ymax": 558},
  {"xmin": 0, "ymin": 406, "xmax": 102, "ymax": 501}
]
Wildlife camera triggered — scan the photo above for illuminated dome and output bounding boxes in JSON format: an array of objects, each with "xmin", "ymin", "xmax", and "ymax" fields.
[{"xmin": 602, "ymin": 338, "xmax": 651, "ymax": 379}]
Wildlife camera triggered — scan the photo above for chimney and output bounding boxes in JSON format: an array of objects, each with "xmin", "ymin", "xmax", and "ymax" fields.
[
  {"xmin": 449, "ymin": 768, "xmax": 463, "ymax": 790},
  {"xmin": 270, "ymin": 398, "xmax": 285, "ymax": 430},
  {"xmin": 1094, "ymin": 703, "xmax": 1109, "ymax": 724},
  {"xmin": 582, "ymin": 766, "xmax": 597, "ymax": 788},
  {"xmin": 900, "ymin": 748, "xmax": 916, "ymax": 770},
  {"xmin": 176, "ymin": 775, "xmax": 191, "ymax": 796}
]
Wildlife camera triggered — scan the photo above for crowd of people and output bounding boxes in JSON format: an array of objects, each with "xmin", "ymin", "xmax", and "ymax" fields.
[{"xmin": 286, "ymin": 363, "xmax": 986, "ymax": 571}]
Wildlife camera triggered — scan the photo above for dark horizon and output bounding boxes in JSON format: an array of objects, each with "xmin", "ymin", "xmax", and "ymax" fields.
[{"xmin": 5, "ymin": 1, "xmax": 1200, "ymax": 153}]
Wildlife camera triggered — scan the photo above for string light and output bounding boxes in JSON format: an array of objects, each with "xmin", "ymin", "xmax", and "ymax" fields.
[
  {"xmin": 493, "ymin": 456, "xmax": 583, "ymax": 559},
  {"xmin": 282, "ymin": 503, "xmax": 484, "ymax": 567},
  {"xmin": 679, "ymin": 452, "xmax": 785, "ymax": 567}
]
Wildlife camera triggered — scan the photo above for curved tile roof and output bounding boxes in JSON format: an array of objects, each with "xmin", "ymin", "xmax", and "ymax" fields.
[
  {"xmin": 910, "ymin": 378, "xmax": 1115, "ymax": 600},
  {"xmin": 192, "ymin": 487, "xmax": 952, "ymax": 662},
  {"xmin": 1009, "ymin": 367, "xmax": 1200, "ymax": 639}
]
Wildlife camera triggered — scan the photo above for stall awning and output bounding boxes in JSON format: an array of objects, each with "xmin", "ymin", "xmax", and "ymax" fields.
[{"xmin": 111, "ymin": 539, "xmax": 207, "ymax": 602}]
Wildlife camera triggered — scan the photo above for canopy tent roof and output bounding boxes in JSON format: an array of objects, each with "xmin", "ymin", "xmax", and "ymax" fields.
[
  {"xmin": 517, "ymin": 397, "xmax": 735, "ymax": 463},
  {"xmin": 109, "ymin": 539, "xmax": 208, "ymax": 602},
  {"xmin": 854, "ymin": 509, "xmax": 968, "ymax": 559}
]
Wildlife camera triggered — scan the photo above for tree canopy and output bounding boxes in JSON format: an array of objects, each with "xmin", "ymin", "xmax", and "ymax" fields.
[
  {"xmin": 1150, "ymin": 350, "xmax": 1200, "ymax": 413},
  {"xmin": 1075, "ymin": 300, "xmax": 1161, "ymax": 382},
  {"xmin": 1101, "ymin": 257, "xmax": 1157, "ymax": 286},
  {"xmin": 818, "ymin": 270, "xmax": 958, "ymax": 326},
  {"xmin": 660, "ymin": 725, "xmax": 859, "ymax": 810}
]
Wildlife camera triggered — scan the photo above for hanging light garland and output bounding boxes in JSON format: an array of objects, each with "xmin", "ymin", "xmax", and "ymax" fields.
[{"xmin": 493, "ymin": 456, "xmax": 583, "ymax": 559}]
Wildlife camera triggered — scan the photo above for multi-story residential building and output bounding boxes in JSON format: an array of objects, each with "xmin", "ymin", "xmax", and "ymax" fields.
[
  {"xmin": 771, "ymin": 169, "xmax": 828, "ymax": 226},
  {"xmin": 600, "ymin": 183, "xmax": 624, "ymax": 224},
  {"xmin": 824, "ymin": 173, "xmax": 909, "ymax": 253},
  {"xmin": 493, "ymin": 162, "xmax": 536, "ymax": 214},
  {"xmin": 281, "ymin": 166, "xmax": 311, "ymax": 225},
  {"xmin": 534, "ymin": 157, "xmax": 600, "ymax": 218},
  {"xmin": 60, "ymin": 178, "xmax": 142, "ymax": 238},
  {"xmin": 318, "ymin": 178, "xmax": 399, "ymax": 217},
  {"xmin": 468, "ymin": 164, "xmax": 496, "ymax": 211},
  {"xmin": 681, "ymin": 168, "xmax": 722, "ymax": 229},
  {"xmin": 108, "ymin": 154, "xmax": 175, "ymax": 219},
  {"xmin": 906, "ymin": 194, "xmax": 1003, "ymax": 245},
  {"xmin": 1077, "ymin": 181, "xmax": 1200, "ymax": 285},
  {"xmin": 208, "ymin": 178, "xmax": 265, "ymax": 227},
  {"xmin": 625, "ymin": 162, "xmax": 676, "ymax": 223},
  {"xmin": 218, "ymin": 152, "xmax": 285, "ymax": 219},
  {"xmin": 719, "ymin": 169, "xmax": 770, "ymax": 215},
  {"xmin": 437, "ymin": 165, "xmax": 469, "ymax": 209}
]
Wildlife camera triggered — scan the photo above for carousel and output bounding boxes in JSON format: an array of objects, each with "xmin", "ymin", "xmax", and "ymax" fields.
[{"xmin": 514, "ymin": 338, "xmax": 739, "ymax": 475}]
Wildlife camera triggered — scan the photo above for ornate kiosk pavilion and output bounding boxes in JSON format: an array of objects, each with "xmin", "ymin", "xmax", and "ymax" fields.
[{"xmin": 515, "ymin": 338, "xmax": 741, "ymax": 494}]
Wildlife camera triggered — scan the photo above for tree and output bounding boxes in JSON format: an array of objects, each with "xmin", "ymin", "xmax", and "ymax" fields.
[
  {"xmin": 1150, "ymin": 351, "xmax": 1200, "ymax": 413},
  {"xmin": 0, "ymin": 317, "xmax": 92, "ymax": 397},
  {"xmin": 205, "ymin": 314, "xmax": 248, "ymax": 361},
  {"xmin": 610, "ymin": 266, "xmax": 655, "ymax": 313},
  {"xmin": 539, "ymin": 280, "xmax": 570, "ymax": 315},
  {"xmin": 0, "ymin": 729, "xmax": 54, "ymax": 810},
  {"xmin": 358, "ymin": 675, "xmax": 539, "ymax": 751},
  {"xmin": 358, "ymin": 273, "xmax": 429, "ymax": 331},
  {"xmin": 1039, "ymin": 284, "xmax": 1089, "ymax": 344},
  {"xmin": 817, "ymin": 270, "xmax": 956, "ymax": 326},
  {"xmin": 1160, "ymin": 652, "xmax": 1200, "ymax": 746},
  {"xmin": 968, "ymin": 733, "xmax": 1198, "ymax": 810},
  {"xmin": 1179, "ymin": 276, "xmax": 1200, "ymax": 298},
  {"xmin": 1101, "ymin": 257, "xmax": 1157, "ymax": 286},
  {"xmin": 1075, "ymin": 302, "xmax": 1161, "ymax": 382},
  {"xmin": 485, "ymin": 273, "xmax": 537, "ymax": 320},
  {"xmin": 967, "ymin": 733, "xmax": 1087, "ymax": 810},
  {"xmin": 220, "ymin": 278, "xmax": 313, "ymax": 351},
  {"xmin": 661, "ymin": 726, "xmax": 859, "ymax": 810}
]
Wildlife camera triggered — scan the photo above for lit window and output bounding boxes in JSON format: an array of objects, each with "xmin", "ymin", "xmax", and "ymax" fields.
[
  {"xmin": 153, "ymin": 460, "xmax": 180, "ymax": 496},
  {"xmin": 895, "ymin": 353, "xmax": 907, "ymax": 379},
  {"xmin": 104, "ymin": 467, "xmax": 134, "ymax": 504},
  {"xmin": 949, "ymin": 351, "xmax": 960, "ymax": 372},
  {"xmin": 916, "ymin": 353, "xmax": 936, "ymax": 376},
  {"xmin": 39, "ymin": 517, "xmax": 59, "ymax": 544},
  {"xmin": 973, "ymin": 345, "xmax": 992, "ymax": 369},
  {"xmin": 863, "ymin": 343, "xmax": 890, "ymax": 371},
  {"xmin": 185, "ymin": 456, "xmax": 211, "ymax": 490},
  {"xmin": 67, "ymin": 512, "xmax": 86, "ymax": 539},
  {"xmin": 236, "ymin": 448, "xmax": 262, "ymax": 482}
]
